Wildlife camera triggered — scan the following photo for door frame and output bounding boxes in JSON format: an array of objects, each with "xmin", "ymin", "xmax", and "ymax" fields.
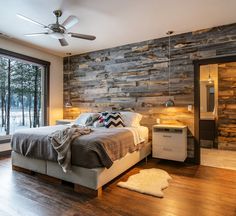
[
  {"xmin": 0, "ymin": 48, "xmax": 50, "ymax": 125},
  {"xmin": 193, "ymin": 55, "xmax": 236, "ymax": 164}
]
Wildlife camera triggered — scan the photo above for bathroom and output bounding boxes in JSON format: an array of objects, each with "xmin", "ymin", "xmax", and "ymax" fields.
[{"xmin": 200, "ymin": 63, "xmax": 236, "ymax": 170}]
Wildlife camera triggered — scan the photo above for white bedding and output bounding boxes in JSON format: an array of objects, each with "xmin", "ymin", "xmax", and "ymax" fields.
[{"xmin": 119, "ymin": 126, "xmax": 148, "ymax": 145}]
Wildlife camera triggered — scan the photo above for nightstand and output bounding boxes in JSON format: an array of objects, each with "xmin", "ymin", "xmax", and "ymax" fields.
[
  {"xmin": 152, "ymin": 124, "xmax": 187, "ymax": 162},
  {"xmin": 56, "ymin": 119, "xmax": 75, "ymax": 125}
]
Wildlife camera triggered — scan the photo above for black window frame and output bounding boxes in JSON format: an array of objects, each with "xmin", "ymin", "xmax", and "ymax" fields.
[{"xmin": 0, "ymin": 48, "xmax": 50, "ymax": 126}]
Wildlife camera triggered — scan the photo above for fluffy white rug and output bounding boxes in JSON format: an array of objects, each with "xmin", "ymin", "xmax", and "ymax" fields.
[{"xmin": 117, "ymin": 168, "xmax": 172, "ymax": 197}]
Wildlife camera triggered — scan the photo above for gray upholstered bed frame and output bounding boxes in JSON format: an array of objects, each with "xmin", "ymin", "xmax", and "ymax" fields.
[{"xmin": 12, "ymin": 142, "xmax": 151, "ymax": 196}]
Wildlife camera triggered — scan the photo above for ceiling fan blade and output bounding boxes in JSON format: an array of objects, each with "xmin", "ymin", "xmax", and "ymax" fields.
[
  {"xmin": 59, "ymin": 38, "xmax": 68, "ymax": 46},
  {"xmin": 24, "ymin": 32, "xmax": 48, "ymax": 37},
  {"xmin": 17, "ymin": 14, "xmax": 47, "ymax": 28},
  {"xmin": 69, "ymin": 33, "xmax": 96, "ymax": 40},
  {"xmin": 62, "ymin": 15, "xmax": 79, "ymax": 30}
]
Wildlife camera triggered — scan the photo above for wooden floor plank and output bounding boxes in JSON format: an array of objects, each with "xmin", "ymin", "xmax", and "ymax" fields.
[{"xmin": 0, "ymin": 156, "xmax": 235, "ymax": 216}]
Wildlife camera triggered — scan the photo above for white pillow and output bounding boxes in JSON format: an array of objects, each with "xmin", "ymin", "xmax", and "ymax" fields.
[
  {"xmin": 93, "ymin": 120, "xmax": 104, "ymax": 128},
  {"xmin": 120, "ymin": 112, "xmax": 142, "ymax": 127},
  {"xmin": 75, "ymin": 113, "xmax": 95, "ymax": 126}
]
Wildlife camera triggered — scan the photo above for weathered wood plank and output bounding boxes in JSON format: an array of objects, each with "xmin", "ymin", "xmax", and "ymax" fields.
[
  {"xmin": 218, "ymin": 63, "xmax": 236, "ymax": 150},
  {"xmin": 3, "ymin": 157, "xmax": 236, "ymax": 215}
]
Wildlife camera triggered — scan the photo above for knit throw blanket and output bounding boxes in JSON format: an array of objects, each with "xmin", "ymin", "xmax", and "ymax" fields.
[{"xmin": 48, "ymin": 125, "xmax": 92, "ymax": 172}]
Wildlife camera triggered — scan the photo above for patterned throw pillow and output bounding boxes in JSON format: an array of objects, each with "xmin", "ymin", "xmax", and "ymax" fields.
[{"xmin": 102, "ymin": 112, "xmax": 125, "ymax": 128}]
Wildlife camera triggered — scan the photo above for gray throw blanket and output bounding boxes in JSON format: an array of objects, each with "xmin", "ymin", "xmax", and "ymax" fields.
[
  {"xmin": 12, "ymin": 125, "xmax": 142, "ymax": 169},
  {"xmin": 48, "ymin": 125, "xmax": 92, "ymax": 172}
]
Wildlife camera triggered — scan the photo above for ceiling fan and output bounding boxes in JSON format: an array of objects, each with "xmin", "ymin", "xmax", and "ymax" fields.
[{"xmin": 17, "ymin": 10, "xmax": 96, "ymax": 46}]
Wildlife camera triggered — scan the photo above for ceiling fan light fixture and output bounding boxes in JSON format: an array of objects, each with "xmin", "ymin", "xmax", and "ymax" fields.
[{"xmin": 49, "ymin": 32, "xmax": 64, "ymax": 39}]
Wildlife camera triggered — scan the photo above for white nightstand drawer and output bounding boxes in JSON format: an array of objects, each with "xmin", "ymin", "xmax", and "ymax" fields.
[
  {"xmin": 153, "ymin": 132, "xmax": 184, "ymax": 144},
  {"xmin": 152, "ymin": 125, "xmax": 187, "ymax": 162},
  {"xmin": 153, "ymin": 146, "xmax": 187, "ymax": 161}
]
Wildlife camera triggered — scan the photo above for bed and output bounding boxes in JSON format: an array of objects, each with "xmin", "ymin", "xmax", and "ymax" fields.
[{"xmin": 11, "ymin": 112, "xmax": 151, "ymax": 196}]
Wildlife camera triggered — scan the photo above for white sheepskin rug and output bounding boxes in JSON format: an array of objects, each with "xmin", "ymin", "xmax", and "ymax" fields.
[{"xmin": 117, "ymin": 168, "xmax": 172, "ymax": 198}]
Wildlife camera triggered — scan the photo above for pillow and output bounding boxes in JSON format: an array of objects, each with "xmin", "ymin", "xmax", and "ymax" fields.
[
  {"xmin": 93, "ymin": 120, "xmax": 105, "ymax": 127},
  {"xmin": 75, "ymin": 113, "xmax": 96, "ymax": 126},
  {"xmin": 102, "ymin": 112, "xmax": 125, "ymax": 128},
  {"xmin": 120, "ymin": 112, "xmax": 142, "ymax": 127},
  {"xmin": 92, "ymin": 115, "xmax": 105, "ymax": 127},
  {"xmin": 85, "ymin": 113, "xmax": 100, "ymax": 126}
]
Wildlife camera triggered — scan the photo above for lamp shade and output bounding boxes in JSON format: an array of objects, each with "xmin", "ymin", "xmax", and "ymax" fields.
[
  {"xmin": 65, "ymin": 101, "xmax": 72, "ymax": 108},
  {"xmin": 208, "ymin": 75, "xmax": 213, "ymax": 84},
  {"xmin": 165, "ymin": 98, "xmax": 175, "ymax": 107}
]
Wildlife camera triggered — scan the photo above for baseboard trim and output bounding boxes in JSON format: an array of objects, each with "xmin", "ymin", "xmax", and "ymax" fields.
[{"xmin": 185, "ymin": 157, "xmax": 196, "ymax": 164}]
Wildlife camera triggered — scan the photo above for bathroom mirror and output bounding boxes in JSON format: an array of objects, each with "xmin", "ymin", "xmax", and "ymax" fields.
[
  {"xmin": 206, "ymin": 84, "xmax": 215, "ymax": 112},
  {"xmin": 200, "ymin": 81, "xmax": 215, "ymax": 113}
]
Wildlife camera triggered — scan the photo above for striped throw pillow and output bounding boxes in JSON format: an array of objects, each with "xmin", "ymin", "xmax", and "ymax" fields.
[{"xmin": 102, "ymin": 112, "xmax": 125, "ymax": 128}]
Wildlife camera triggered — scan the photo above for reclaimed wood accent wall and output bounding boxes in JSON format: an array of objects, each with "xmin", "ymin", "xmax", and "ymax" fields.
[
  {"xmin": 64, "ymin": 23, "xmax": 236, "ymax": 156},
  {"xmin": 218, "ymin": 63, "xmax": 236, "ymax": 151}
]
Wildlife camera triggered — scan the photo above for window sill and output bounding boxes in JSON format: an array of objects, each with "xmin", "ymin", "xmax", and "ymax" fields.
[{"xmin": 0, "ymin": 143, "xmax": 11, "ymax": 152}]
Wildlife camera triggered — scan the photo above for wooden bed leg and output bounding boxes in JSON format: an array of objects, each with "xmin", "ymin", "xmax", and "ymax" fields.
[
  {"xmin": 145, "ymin": 156, "xmax": 148, "ymax": 164},
  {"xmin": 74, "ymin": 184, "xmax": 102, "ymax": 197},
  {"xmin": 12, "ymin": 165, "xmax": 34, "ymax": 175},
  {"xmin": 97, "ymin": 187, "xmax": 102, "ymax": 197}
]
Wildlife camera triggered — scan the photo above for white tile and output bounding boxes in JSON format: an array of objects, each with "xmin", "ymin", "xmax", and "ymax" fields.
[{"xmin": 201, "ymin": 148, "xmax": 236, "ymax": 171}]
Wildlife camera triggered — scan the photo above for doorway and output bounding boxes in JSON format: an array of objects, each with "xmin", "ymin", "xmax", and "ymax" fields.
[{"xmin": 194, "ymin": 56, "xmax": 236, "ymax": 170}]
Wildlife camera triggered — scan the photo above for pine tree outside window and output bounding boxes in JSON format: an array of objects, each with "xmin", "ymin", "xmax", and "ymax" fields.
[{"xmin": 0, "ymin": 49, "xmax": 50, "ymax": 142}]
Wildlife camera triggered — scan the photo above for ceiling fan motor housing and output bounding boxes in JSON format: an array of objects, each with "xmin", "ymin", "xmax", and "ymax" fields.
[
  {"xmin": 53, "ymin": 10, "xmax": 62, "ymax": 18},
  {"xmin": 49, "ymin": 10, "xmax": 65, "ymax": 39},
  {"xmin": 48, "ymin": 24, "xmax": 66, "ymax": 33}
]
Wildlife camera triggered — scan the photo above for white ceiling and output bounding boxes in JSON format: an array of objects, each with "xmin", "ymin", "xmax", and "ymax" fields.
[{"xmin": 0, "ymin": 0, "xmax": 236, "ymax": 57}]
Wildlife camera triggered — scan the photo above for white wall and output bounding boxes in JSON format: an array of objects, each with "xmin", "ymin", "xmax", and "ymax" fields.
[{"xmin": 0, "ymin": 38, "xmax": 63, "ymax": 125}]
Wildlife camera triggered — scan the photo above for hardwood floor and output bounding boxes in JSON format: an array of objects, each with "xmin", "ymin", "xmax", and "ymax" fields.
[{"xmin": 0, "ymin": 156, "xmax": 235, "ymax": 216}]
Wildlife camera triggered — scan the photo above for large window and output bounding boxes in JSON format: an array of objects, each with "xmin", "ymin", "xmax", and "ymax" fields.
[{"xmin": 0, "ymin": 49, "xmax": 50, "ymax": 136}]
